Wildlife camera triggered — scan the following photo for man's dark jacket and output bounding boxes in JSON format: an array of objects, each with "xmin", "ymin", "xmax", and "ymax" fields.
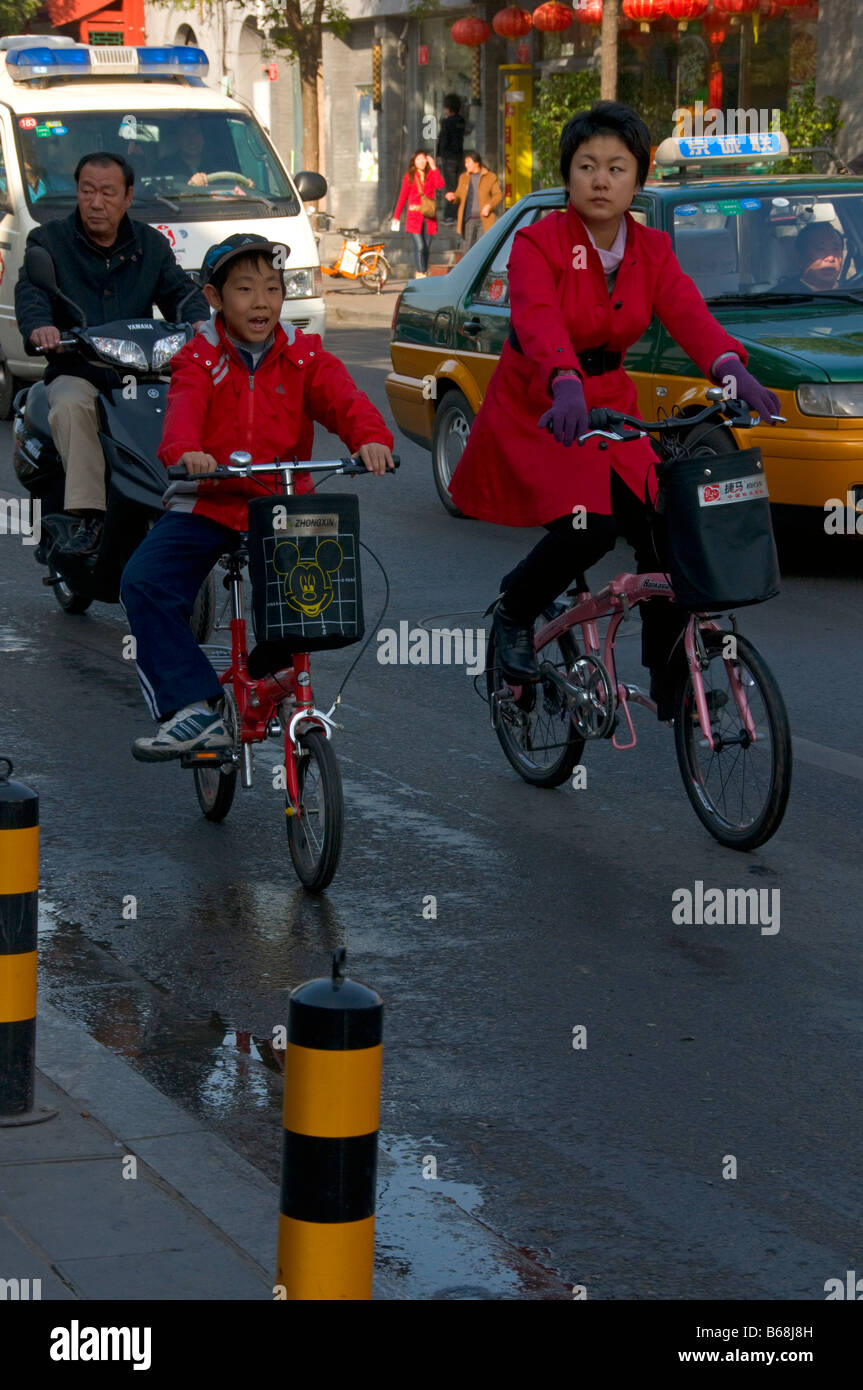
[
  {"xmin": 436, "ymin": 113, "xmax": 466, "ymax": 162},
  {"xmin": 14, "ymin": 210, "xmax": 211, "ymax": 391}
]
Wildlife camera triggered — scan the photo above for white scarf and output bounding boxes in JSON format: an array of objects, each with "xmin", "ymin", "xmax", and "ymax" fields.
[{"xmin": 585, "ymin": 215, "xmax": 627, "ymax": 273}]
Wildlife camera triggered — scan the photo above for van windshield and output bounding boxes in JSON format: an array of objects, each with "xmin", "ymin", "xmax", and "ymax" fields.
[{"xmin": 16, "ymin": 110, "xmax": 299, "ymax": 218}]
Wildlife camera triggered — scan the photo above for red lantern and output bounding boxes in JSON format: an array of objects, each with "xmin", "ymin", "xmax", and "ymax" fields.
[
  {"xmin": 621, "ymin": 0, "xmax": 666, "ymax": 32},
  {"xmin": 712, "ymin": 0, "xmax": 758, "ymax": 21},
  {"xmin": 492, "ymin": 5, "xmax": 533, "ymax": 36},
  {"xmin": 664, "ymin": 0, "xmax": 707, "ymax": 29},
  {"xmin": 451, "ymin": 16, "xmax": 492, "ymax": 44},
  {"xmin": 531, "ymin": 3, "xmax": 575, "ymax": 32},
  {"xmin": 701, "ymin": 10, "xmax": 727, "ymax": 44},
  {"xmin": 758, "ymin": 0, "xmax": 784, "ymax": 16},
  {"xmin": 574, "ymin": 0, "xmax": 603, "ymax": 22}
]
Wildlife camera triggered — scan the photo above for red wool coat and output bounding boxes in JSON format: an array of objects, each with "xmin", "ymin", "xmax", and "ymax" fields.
[
  {"xmin": 158, "ymin": 315, "xmax": 393, "ymax": 532},
  {"xmin": 393, "ymin": 166, "xmax": 445, "ymax": 235},
  {"xmin": 448, "ymin": 204, "xmax": 748, "ymax": 525}
]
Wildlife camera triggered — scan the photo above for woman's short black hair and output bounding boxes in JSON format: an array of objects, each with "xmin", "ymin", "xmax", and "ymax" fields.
[
  {"xmin": 443, "ymin": 93, "xmax": 462, "ymax": 115},
  {"xmin": 74, "ymin": 151, "xmax": 135, "ymax": 190},
  {"xmin": 559, "ymin": 102, "xmax": 651, "ymax": 188}
]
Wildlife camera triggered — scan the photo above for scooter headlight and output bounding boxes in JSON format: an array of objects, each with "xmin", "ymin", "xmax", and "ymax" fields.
[
  {"xmin": 152, "ymin": 332, "xmax": 187, "ymax": 370},
  {"xmin": 91, "ymin": 337, "xmax": 148, "ymax": 369}
]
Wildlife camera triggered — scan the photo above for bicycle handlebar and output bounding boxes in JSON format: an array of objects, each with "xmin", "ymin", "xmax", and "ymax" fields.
[
  {"xmin": 578, "ymin": 396, "xmax": 785, "ymax": 445},
  {"xmin": 165, "ymin": 453, "xmax": 400, "ymax": 482}
]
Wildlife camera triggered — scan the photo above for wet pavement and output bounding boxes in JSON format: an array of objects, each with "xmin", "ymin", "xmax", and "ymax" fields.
[{"xmin": 1, "ymin": 327, "xmax": 862, "ymax": 1300}]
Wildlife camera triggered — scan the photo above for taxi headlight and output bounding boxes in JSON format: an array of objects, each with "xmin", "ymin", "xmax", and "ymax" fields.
[
  {"xmin": 282, "ymin": 267, "xmax": 322, "ymax": 299},
  {"xmin": 152, "ymin": 332, "xmax": 187, "ymax": 369},
  {"xmin": 796, "ymin": 383, "xmax": 863, "ymax": 418},
  {"xmin": 91, "ymin": 337, "xmax": 148, "ymax": 369}
]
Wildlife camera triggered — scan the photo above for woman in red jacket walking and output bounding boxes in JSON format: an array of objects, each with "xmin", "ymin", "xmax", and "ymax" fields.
[
  {"xmin": 449, "ymin": 102, "xmax": 780, "ymax": 717},
  {"xmin": 392, "ymin": 150, "xmax": 445, "ymax": 277}
]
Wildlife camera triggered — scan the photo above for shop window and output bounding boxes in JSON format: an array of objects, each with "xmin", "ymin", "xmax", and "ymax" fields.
[{"xmin": 357, "ymin": 86, "xmax": 379, "ymax": 183}]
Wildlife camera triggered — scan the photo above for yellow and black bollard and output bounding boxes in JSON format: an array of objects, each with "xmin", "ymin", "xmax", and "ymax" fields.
[
  {"xmin": 0, "ymin": 758, "xmax": 54, "ymax": 1126},
  {"xmin": 276, "ymin": 948, "xmax": 382, "ymax": 1299}
]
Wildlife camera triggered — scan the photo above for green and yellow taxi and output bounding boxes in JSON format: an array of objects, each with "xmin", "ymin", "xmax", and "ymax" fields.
[{"xmin": 386, "ymin": 133, "xmax": 863, "ymax": 529}]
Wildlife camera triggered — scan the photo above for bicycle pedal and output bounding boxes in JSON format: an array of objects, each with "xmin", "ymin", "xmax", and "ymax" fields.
[{"xmin": 180, "ymin": 749, "xmax": 235, "ymax": 768}]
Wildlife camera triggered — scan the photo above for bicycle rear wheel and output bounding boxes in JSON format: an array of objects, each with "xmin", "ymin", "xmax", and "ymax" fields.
[
  {"xmin": 286, "ymin": 729, "xmax": 344, "ymax": 891},
  {"xmin": 486, "ymin": 610, "xmax": 586, "ymax": 787},
  {"xmin": 359, "ymin": 251, "xmax": 389, "ymax": 292},
  {"xmin": 674, "ymin": 631, "xmax": 791, "ymax": 850},
  {"xmin": 193, "ymin": 687, "xmax": 238, "ymax": 822}
]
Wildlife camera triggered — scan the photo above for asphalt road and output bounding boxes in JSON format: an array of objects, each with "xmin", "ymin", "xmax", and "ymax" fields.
[{"xmin": 1, "ymin": 325, "xmax": 861, "ymax": 1300}]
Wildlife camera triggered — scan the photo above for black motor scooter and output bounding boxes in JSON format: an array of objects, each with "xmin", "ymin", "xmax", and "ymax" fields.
[{"xmin": 13, "ymin": 245, "xmax": 215, "ymax": 638}]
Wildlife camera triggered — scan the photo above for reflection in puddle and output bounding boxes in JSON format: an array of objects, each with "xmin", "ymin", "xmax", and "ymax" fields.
[{"xmin": 0, "ymin": 625, "xmax": 34, "ymax": 653}]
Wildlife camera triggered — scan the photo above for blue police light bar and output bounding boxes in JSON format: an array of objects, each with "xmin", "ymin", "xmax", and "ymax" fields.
[
  {"xmin": 654, "ymin": 132, "xmax": 790, "ymax": 167},
  {"xmin": 5, "ymin": 44, "xmax": 209, "ymax": 82}
]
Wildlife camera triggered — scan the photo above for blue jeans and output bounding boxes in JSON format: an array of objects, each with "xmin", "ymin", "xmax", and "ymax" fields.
[
  {"xmin": 411, "ymin": 228, "xmax": 430, "ymax": 272},
  {"xmin": 120, "ymin": 510, "xmax": 238, "ymax": 720}
]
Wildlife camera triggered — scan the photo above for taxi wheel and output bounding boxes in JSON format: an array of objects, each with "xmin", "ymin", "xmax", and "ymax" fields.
[{"xmin": 432, "ymin": 388, "xmax": 474, "ymax": 517}]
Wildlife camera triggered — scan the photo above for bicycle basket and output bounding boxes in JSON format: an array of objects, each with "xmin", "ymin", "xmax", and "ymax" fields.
[
  {"xmin": 246, "ymin": 493, "xmax": 364, "ymax": 652},
  {"xmin": 658, "ymin": 447, "xmax": 780, "ymax": 610}
]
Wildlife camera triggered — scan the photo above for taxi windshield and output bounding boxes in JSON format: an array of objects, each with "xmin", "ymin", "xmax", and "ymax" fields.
[
  {"xmin": 671, "ymin": 191, "xmax": 863, "ymax": 301},
  {"xmin": 16, "ymin": 110, "xmax": 299, "ymax": 217}
]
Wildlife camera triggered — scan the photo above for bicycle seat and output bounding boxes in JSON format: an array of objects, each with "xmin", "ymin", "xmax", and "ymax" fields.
[
  {"xmin": 338, "ymin": 227, "xmax": 361, "ymax": 237},
  {"xmin": 219, "ymin": 539, "xmax": 248, "ymax": 567}
]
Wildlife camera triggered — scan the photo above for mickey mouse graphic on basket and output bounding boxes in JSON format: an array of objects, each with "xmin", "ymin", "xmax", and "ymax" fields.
[{"xmin": 273, "ymin": 538, "xmax": 344, "ymax": 619}]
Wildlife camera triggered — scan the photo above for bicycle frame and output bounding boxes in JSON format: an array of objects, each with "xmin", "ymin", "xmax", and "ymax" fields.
[{"xmin": 533, "ymin": 571, "xmax": 756, "ymax": 754}]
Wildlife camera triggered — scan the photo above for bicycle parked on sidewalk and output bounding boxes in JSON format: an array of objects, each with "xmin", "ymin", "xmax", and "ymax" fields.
[
  {"xmin": 165, "ymin": 451, "xmax": 398, "ymax": 891},
  {"xmin": 485, "ymin": 393, "xmax": 792, "ymax": 851},
  {"xmin": 316, "ymin": 212, "xmax": 392, "ymax": 293}
]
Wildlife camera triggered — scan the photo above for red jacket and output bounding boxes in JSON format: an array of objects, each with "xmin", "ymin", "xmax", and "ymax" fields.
[
  {"xmin": 448, "ymin": 204, "xmax": 748, "ymax": 525},
  {"xmin": 158, "ymin": 315, "xmax": 394, "ymax": 532},
  {"xmin": 394, "ymin": 166, "xmax": 445, "ymax": 235}
]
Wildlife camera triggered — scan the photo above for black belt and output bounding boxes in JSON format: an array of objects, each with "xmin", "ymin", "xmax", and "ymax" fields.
[{"xmin": 507, "ymin": 326, "xmax": 622, "ymax": 376}]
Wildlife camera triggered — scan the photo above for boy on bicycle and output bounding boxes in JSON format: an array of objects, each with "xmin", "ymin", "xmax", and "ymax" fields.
[{"xmin": 121, "ymin": 233, "xmax": 395, "ymax": 762}]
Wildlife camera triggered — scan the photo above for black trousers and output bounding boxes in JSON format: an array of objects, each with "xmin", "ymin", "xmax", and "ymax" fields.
[{"xmin": 500, "ymin": 469, "xmax": 688, "ymax": 702}]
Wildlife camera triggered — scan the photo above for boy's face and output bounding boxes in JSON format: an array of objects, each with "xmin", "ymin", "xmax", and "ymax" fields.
[{"xmin": 204, "ymin": 256, "xmax": 284, "ymax": 342}]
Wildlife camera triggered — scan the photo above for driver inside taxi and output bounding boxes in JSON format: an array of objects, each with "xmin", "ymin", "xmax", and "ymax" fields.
[{"xmin": 780, "ymin": 222, "xmax": 845, "ymax": 292}]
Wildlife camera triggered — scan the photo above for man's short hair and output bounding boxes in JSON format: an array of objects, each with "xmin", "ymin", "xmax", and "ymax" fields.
[
  {"xmin": 443, "ymin": 93, "xmax": 462, "ymax": 115},
  {"xmin": 75, "ymin": 152, "xmax": 135, "ymax": 190},
  {"xmin": 559, "ymin": 102, "xmax": 651, "ymax": 188},
  {"xmin": 464, "ymin": 150, "xmax": 483, "ymax": 166}
]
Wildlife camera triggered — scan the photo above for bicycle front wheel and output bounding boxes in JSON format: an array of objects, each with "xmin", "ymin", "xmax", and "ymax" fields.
[
  {"xmin": 486, "ymin": 613, "xmax": 586, "ymax": 788},
  {"xmin": 674, "ymin": 631, "xmax": 791, "ymax": 850},
  {"xmin": 286, "ymin": 729, "xmax": 344, "ymax": 891}
]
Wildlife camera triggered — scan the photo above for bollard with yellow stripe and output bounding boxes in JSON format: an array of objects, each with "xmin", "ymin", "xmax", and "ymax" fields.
[
  {"xmin": 276, "ymin": 947, "xmax": 382, "ymax": 1300},
  {"xmin": 0, "ymin": 757, "xmax": 54, "ymax": 1126}
]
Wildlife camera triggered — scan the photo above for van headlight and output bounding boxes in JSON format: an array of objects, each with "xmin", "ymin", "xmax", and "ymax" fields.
[
  {"xmin": 283, "ymin": 267, "xmax": 323, "ymax": 299},
  {"xmin": 152, "ymin": 332, "xmax": 188, "ymax": 369},
  {"xmin": 796, "ymin": 383, "xmax": 863, "ymax": 417},
  {"xmin": 91, "ymin": 337, "xmax": 148, "ymax": 369}
]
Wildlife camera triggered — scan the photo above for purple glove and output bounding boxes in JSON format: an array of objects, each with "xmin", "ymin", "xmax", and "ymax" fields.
[
  {"xmin": 537, "ymin": 374, "xmax": 590, "ymax": 447},
  {"xmin": 715, "ymin": 356, "xmax": 781, "ymax": 424}
]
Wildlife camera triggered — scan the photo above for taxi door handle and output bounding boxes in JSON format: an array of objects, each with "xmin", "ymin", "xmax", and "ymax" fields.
[{"xmin": 461, "ymin": 319, "xmax": 482, "ymax": 338}]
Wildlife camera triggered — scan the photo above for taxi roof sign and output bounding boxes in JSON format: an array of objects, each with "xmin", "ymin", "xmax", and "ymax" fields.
[
  {"xmin": 4, "ymin": 44, "xmax": 209, "ymax": 83},
  {"xmin": 654, "ymin": 132, "xmax": 790, "ymax": 167}
]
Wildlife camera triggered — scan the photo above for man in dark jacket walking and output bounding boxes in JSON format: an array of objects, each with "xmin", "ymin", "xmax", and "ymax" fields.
[
  {"xmin": 436, "ymin": 94, "xmax": 466, "ymax": 223},
  {"xmin": 15, "ymin": 151, "xmax": 209, "ymax": 556}
]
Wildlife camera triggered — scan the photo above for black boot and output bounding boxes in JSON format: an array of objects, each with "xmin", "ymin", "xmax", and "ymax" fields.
[
  {"xmin": 493, "ymin": 602, "xmax": 539, "ymax": 682},
  {"xmin": 59, "ymin": 511, "xmax": 104, "ymax": 558}
]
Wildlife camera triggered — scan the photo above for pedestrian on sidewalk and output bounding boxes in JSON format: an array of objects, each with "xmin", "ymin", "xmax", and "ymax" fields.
[
  {"xmin": 391, "ymin": 150, "xmax": 445, "ymax": 278},
  {"xmin": 445, "ymin": 152, "xmax": 502, "ymax": 252},
  {"xmin": 436, "ymin": 94, "xmax": 466, "ymax": 221}
]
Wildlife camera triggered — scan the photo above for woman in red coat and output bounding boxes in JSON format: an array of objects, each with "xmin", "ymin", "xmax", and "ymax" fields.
[
  {"xmin": 448, "ymin": 102, "xmax": 780, "ymax": 717},
  {"xmin": 392, "ymin": 150, "xmax": 446, "ymax": 277}
]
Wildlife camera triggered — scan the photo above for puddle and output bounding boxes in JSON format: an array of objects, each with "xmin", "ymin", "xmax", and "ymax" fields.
[{"xmin": 0, "ymin": 624, "xmax": 35, "ymax": 653}]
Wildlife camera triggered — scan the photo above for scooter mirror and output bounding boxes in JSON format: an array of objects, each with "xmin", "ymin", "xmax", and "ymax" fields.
[{"xmin": 25, "ymin": 246, "xmax": 58, "ymax": 295}]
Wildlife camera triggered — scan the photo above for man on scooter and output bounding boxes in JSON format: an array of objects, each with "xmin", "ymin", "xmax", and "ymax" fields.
[{"xmin": 15, "ymin": 151, "xmax": 210, "ymax": 558}]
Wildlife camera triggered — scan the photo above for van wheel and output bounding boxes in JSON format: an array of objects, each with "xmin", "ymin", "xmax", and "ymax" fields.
[
  {"xmin": 431, "ymin": 389, "xmax": 474, "ymax": 517},
  {"xmin": 0, "ymin": 361, "xmax": 22, "ymax": 420}
]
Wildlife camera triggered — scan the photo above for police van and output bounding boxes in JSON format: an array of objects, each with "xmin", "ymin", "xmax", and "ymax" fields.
[{"xmin": 0, "ymin": 34, "xmax": 327, "ymax": 415}]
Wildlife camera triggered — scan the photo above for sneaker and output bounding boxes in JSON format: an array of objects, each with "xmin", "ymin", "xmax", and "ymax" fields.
[{"xmin": 132, "ymin": 703, "xmax": 231, "ymax": 763}]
